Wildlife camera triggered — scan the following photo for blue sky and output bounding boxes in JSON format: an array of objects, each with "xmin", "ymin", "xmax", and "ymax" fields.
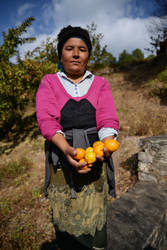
[{"xmin": 0, "ymin": 0, "xmax": 157, "ymax": 59}]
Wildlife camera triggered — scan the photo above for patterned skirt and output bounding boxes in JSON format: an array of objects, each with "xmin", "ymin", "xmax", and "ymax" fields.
[{"xmin": 48, "ymin": 161, "xmax": 108, "ymax": 250}]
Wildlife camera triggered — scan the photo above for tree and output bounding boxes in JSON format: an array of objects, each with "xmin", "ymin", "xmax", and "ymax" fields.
[
  {"xmin": 132, "ymin": 48, "xmax": 144, "ymax": 62},
  {"xmin": 25, "ymin": 37, "xmax": 58, "ymax": 64},
  {"xmin": 0, "ymin": 17, "xmax": 36, "ymax": 132},
  {"xmin": 147, "ymin": 0, "xmax": 167, "ymax": 54},
  {"xmin": 0, "ymin": 17, "xmax": 36, "ymax": 63},
  {"xmin": 117, "ymin": 50, "xmax": 134, "ymax": 68},
  {"xmin": 0, "ymin": 17, "xmax": 59, "ymax": 135},
  {"xmin": 117, "ymin": 49, "xmax": 144, "ymax": 69},
  {"xmin": 86, "ymin": 23, "xmax": 115, "ymax": 70}
]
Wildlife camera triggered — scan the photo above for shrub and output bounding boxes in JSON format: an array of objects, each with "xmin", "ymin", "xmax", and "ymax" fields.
[{"xmin": 158, "ymin": 66, "xmax": 167, "ymax": 89}]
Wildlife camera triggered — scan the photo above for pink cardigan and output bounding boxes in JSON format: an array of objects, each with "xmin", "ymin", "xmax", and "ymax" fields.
[{"xmin": 36, "ymin": 73, "xmax": 119, "ymax": 141}]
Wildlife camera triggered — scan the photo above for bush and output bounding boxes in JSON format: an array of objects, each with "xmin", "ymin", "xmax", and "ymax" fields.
[
  {"xmin": 158, "ymin": 66, "xmax": 167, "ymax": 89},
  {"xmin": 117, "ymin": 49, "xmax": 144, "ymax": 69}
]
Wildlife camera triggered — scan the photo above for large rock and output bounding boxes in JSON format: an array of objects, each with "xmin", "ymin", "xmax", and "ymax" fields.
[{"xmin": 107, "ymin": 182, "xmax": 167, "ymax": 250}]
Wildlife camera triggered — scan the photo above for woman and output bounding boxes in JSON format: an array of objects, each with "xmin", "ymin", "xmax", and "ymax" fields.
[{"xmin": 36, "ymin": 25, "xmax": 119, "ymax": 250}]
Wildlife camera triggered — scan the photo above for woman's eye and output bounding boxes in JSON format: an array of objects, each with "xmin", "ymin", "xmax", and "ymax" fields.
[
  {"xmin": 80, "ymin": 47, "xmax": 87, "ymax": 51},
  {"xmin": 66, "ymin": 47, "xmax": 73, "ymax": 50}
]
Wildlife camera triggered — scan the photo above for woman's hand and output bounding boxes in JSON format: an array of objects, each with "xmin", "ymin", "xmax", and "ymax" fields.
[
  {"xmin": 64, "ymin": 146, "xmax": 91, "ymax": 174},
  {"xmin": 51, "ymin": 133, "xmax": 91, "ymax": 174},
  {"xmin": 96, "ymin": 136, "xmax": 114, "ymax": 162}
]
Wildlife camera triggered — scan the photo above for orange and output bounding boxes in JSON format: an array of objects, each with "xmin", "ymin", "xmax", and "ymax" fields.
[
  {"xmin": 93, "ymin": 144, "xmax": 104, "ymax": 157},
  {"xmin": 85, "ymin": 151, "xmax": 96, "ymax": 164},
  {"xmin": 79, "ymin": 159, "xmax": 88, "ymax": 169},
  {"xmin": 85, "ymin": 147, "xmax": 94, "ymax": 153},
  {"xmin": 93, "ymin": 141, "xmax": 105, "ymax": 148},
  {"xmin": 104, "ymin": 139, "xmax": 120, "ymax": 152},
  {"xmin": 74, "ymin": 148, "xmax": 85, "ymax": 160}
]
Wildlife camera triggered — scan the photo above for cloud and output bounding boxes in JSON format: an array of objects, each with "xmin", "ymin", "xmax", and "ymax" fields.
[
  {"xmin": 18, "ymin": 0, "xmax": 154, "ymax": 60},
  {"xmin": 42, "ymin": 0, "xmax": 134, "ymax": 28},
  {"xmin": 18, "ymin": 3, "xmax": 36, "ymax": 16},
  {"xmin": 99, "ymin": 17, "xmax": 152, "ymax": 58}
]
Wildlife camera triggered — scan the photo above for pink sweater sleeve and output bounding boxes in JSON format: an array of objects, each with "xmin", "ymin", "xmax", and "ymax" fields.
[
  {"xmin": 96, "ymin": 78, "xmax": 119, "ymax": 131},
  {"xmin": 36, "ymin": 75, "xmax": 63, "ymax": 141}
]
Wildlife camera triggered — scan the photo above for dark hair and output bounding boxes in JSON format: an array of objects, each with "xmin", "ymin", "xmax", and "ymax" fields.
[{"xmin": 57, "ymin": 25, "xmax": 92, "ymax": 59}]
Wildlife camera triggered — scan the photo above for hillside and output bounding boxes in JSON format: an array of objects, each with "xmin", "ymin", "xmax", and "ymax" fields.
[{"xmin": 0, "ymin": 63, "xmax": 167, "ymax": 249}]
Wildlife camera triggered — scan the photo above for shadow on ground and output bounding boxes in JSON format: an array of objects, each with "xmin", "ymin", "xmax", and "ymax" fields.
[
  {"xmin": 0, "ymin": 112, "xmax": 40, "ymax": 155},
  {"xmin": 122, "ymin": 55, "xmax": 167, "ymax": 88}
]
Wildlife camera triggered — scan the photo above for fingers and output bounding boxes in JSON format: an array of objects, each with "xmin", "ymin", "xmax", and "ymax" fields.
[
  {"xmin": 77, "ymin": 168, "xmax": 91, "ymax": 174},
  {"xmin": 103, "ymin": 147, "xmax": 111, "ymax": 158},
  {"xmin": 67, "ymin": 155, "xmax": 79, "ymax": 168},
  {"xmin": 77, "ymin": 160, "xmax": 91, "ymax": 174},
  {"xmin": 96, "ymin": 154, "xmax": 104, "ymax": 162},
  {"xmin": 67, "ymin": 155, "xmax": 90, "ymax": 174}
]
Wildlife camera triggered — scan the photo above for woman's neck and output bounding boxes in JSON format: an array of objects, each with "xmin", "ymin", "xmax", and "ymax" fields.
[{"xmin": 64, "ymin": 71, "xmax": 86, "ymax": 84}]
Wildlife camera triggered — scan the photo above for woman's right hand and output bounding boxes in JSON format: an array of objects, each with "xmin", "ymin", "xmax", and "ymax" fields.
[
  {"xmin": 51, "ymin": 133, "xmax": 91, "ymax": 174},
  {"xmin": 64, "ymin": 146, "xmax": 91, "ymax": 174}
]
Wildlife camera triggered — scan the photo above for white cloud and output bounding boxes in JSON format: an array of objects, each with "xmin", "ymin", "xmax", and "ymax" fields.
[
  {"xmin": 18, "ymin": 3, "xmax": 36, "ymax": 16},
  {"xmin": 99, "ymin": 17, "xmax": 152, "ymax": 58},
  {"xmin": 18, "ymin": 0, "xmax": 155, "ymax": 59}
]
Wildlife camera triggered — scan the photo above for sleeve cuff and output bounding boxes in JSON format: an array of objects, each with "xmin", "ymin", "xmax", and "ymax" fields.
[
  {"xmin": 56, "ymin": 130, "xmax": 66, "ymax": 138},
  {"xmin": 98, "ymin": 128, "xmax": 118, "ymax": 141}
]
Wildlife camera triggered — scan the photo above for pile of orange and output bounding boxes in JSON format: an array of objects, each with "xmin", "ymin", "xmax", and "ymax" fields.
[{"xmin": 74, "ymin": 139, "xmax": 120, "ymax": 170}]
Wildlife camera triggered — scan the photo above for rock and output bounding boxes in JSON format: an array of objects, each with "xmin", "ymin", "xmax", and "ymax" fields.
[
  {"xmin": 138, "ymin": 135, "xmax": 167, "ymax": 184},
  {"xmin": 107, "ymin": 182, "xmax": 167, "ymax": 250}
]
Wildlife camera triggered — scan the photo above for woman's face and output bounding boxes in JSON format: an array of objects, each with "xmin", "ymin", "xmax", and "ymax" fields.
[{"xmin": 60, "ymin": 37, "xmax": 89, "ymax": 78}]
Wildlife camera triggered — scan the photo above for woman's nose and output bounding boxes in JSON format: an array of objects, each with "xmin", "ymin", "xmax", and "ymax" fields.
[{"xmin": 72, "ymin": 48, "xmax": 79, "ymax": 58}]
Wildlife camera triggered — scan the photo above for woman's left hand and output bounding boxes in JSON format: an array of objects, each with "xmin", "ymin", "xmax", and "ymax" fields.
[
  {"xmin": 96, "ymin": 146, "xmax": 112, "ymax": 162},
  {"xmin": 96, "ymin": 135, "xmax": 114, "ymax": 161}
]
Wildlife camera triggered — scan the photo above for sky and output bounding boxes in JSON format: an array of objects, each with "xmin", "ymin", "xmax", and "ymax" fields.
[{"xmin": 0, "ymin": 0, "xmax": 158, "ymax": 60}]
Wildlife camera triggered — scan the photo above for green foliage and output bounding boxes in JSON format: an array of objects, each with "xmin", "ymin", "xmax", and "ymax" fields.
[
  {"xmin": 32, "ymin": 186, "xmax": 42, "ymax": 199},
  {"xmin": 0, "ymin": 18, "xmax": 58, "ymax": 134},
  {"xmin": 0, "ymin": 17, "xmax": 36, "ymax": 63},
  {"xmin": 158, "ymin": 66, "xmax": 167, "ymax": 88},
  {"xmin": 0, "ymin": 17, "xmax": 36, "ymax": 131},
  {"xmin": 118, "ymin": 48, "xmax": 144, "ymax": 69},
  {"xmin": 25, "ymin": 37, "xmax": 58, "ymax": 64},
  {"xmin": 132, "ymin": 48, "xmax": 144, "ymax": 62},
  {"xmin": 118, "ymin": 50, "xmax": 134, "ymax": 68}
]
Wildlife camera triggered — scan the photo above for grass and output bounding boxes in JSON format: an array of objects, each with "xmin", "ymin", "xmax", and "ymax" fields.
[
  {"xmin": 108, "ymin": 72, "xmax": 167, "ymax": 137},
  {"xmin": 0, "ymin": 156, "xmax": 31, "ymax": 183}
]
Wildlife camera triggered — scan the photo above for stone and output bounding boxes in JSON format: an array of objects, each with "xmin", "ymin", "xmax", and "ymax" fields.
[
  {"xmin": 107, "ymin": 182, "xmax": 167, "ymax": 250},
  {"xmin": 138, "ymin": 172, "xmax": 158, "ymax": 183},
  {"xmin": 138, "ymin": 151, "xmax": 153, "ymax": 164},
  {"xmin": 138, "ymin": 135, "xmax": 167, "ymax": 184}
]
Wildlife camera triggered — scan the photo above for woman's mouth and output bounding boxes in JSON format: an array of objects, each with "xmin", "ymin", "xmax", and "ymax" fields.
[{"xmin": 71, "ymin": 61, "xmax": 80, "ymax": 64}]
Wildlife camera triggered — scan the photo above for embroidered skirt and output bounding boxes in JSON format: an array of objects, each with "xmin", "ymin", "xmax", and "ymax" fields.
[{"xmin": 48, "ymin": 161, "xmax": 108, "ymax": 250}]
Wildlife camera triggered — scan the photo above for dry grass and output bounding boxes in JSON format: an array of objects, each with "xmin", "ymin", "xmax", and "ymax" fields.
[
  {"xmin": 106, "ymin": 72, "xmax": 167, "ymax": 137},
  {"xmin": 0, "ymin": 68, "xmax": 167, "ymax": 249}
]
